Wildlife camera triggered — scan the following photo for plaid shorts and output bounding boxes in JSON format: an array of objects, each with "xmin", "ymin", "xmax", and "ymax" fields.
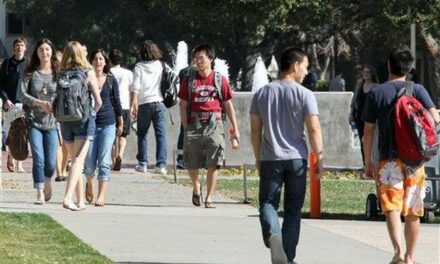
[{"xmin": 376, "ymin": 159, "xmax": 426, "ymax": 217}]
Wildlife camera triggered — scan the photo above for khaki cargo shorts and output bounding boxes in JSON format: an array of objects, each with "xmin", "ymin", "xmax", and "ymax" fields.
[{"xmin": 184, "ymin": 121, "xmax": 225, "ymax": 169}]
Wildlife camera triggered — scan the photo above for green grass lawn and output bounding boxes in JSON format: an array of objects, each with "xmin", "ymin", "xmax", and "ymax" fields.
[
  {"xmin": 0, "ymin": 213, "xmax": 112, "ymax": 264},
  {"xmin": 172, "ymin": 176, "xmax": 440, "ymax": 222}
]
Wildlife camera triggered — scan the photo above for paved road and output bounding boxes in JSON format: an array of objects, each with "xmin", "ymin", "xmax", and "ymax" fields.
[{"xmin": 1, "ymin": 168, "xmax": 439, "ymax": 264}]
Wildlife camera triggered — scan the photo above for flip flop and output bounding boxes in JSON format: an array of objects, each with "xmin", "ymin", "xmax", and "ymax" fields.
[
  {"xmin": 389, "ymin": 258, "xmax": 405, "ymax": 264},
  {"xmin": 55, "ymin": 176, "xmax": 67, "ymax": 182},
  {"xmin": 192, "ymin": 192, "xmax": 202, "ymax": 207},
  {"xmin": 7, "ymin": 155, "xmax": 14, "ymax": 172},
  {"xmin": 44, "ymin": 192, "xmax": 52, "ymax": 202},
  {"xmin": 62, "ymin": 202, "xmax": 81, "ymax": 211},
  {"xmin": 34, "ymin": 200, "xmax": 45, "ymax": 205},
  {"xmin": 204, "ymin": 201, "xmax": 216, "ymax": 209},
  {"xmin": 113, "ymin": 156, "xmax": 122, "ymax": 171},
  {"xmin": 95, "ymin": 201, "xmax": 105, "ymax": 207}
]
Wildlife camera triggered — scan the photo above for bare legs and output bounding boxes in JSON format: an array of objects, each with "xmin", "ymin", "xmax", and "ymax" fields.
[
  {"xmin": 56, "ymin": 143, "xmax": 69, "ymax": 177},
  {"xmin": 112, "ymin": 136, "xmax": 126, "ymax": 170},
  {"xmin": 403, "ymin": 215, "xmax": 420, "ymax": 264},
  {"xmin": 188, "ymin": 167, "xmax": 218, "ymax": 207},
  {"xmin": 385, "ymin": 211, "xmax": 420, "ymax": 264},
  {"xmin": 85, "ymin": 177, "xmax": 107, "ymax": 206},
  {"xmin": 63, "ymin": 139, "xmax": 90, "ymax": 211}
]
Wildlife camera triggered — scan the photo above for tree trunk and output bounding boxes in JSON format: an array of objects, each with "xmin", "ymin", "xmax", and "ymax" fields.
[
  {"xmin": 235, "ymin": 22, "xmax": 266, "ymax": 91},
  {"xmin": 418, "ymin": 23, "xmax": 440, "ymax": 107}
]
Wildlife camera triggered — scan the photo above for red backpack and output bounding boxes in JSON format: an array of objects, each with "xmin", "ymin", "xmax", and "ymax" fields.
[{"xmin": 393, "ymin": 82, "xmax": 439, "ymax": 168}]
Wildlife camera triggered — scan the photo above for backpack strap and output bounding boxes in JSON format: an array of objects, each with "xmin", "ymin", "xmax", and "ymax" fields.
[
  {"xmin": 187, "ymin": 69, "xmax": 196, "ymax": 119},
  {"xmin": 214, "ymin": 71, "xmax": 226, "ymax": 121},
  {"xmin": 186, "ymin": 70, "xmax": 226, "ymax": 123},
  {"xmin": 106, "ymin": 73, "xmax": 115, "ymax": 107},
  {"xmin": 398, "ymin": 81, "xmax": 415, "ymax": 97}
]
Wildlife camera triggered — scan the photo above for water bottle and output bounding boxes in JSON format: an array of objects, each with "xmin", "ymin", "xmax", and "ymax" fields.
[{"xmin": 229, "ymin": 128, "xmax": 239, "ymax": 150}]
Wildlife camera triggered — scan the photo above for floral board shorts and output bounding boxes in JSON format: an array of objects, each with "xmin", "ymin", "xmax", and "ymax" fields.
[{"xmin": 376, "ymin": 159, "xmax": 426, "ymax": 217}]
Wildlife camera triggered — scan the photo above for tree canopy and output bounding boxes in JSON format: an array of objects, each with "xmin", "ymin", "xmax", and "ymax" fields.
[{"xmin": 4, "ymin": 0, "xmax": 440, "ymax": 104}]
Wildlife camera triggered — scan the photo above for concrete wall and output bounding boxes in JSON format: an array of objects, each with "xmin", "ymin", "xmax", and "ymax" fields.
[{"xmin": 123, "ymin": 92, "xmax": 363, "ymax": 169}]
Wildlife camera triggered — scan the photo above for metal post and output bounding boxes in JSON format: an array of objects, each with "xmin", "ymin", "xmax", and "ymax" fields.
[{"xmin": 243, "ymin": 164, "xmax": 249, "ymax": 203}]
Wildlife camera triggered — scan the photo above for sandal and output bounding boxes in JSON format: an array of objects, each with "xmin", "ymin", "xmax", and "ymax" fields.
[
  {"xmin": 7, "ymin": 155, "xmax": 14, "ymax": 172},
  {"xmin": 113, "ymin": 156, "xmax": 122, "ymax": 171},
  {"xmin": 63, "ymin": 201, "xmax": 81, "ymax": 211},
  {"xmin": 95, "ymin": 201, "xmax": 105, "ymax": 207},
  {"xmin": 192, "ymin": 192, "xmax": 202, "ymax": 207},
  {"xmin": 204, "ymin": 201, "xmax": 216, "ymax": 208},
  {"xmin": 44, "ymin": 192, "xmax": 52, "ymax": 202},
  {"xmin": 389, "ymin": 258, "xmax": 405, "ymax": 264},
  {"xmin": 34, "ymin": 200, "xmax": 45, "ymax": 205},
  {"xmin": 55, "ymin": 176, "xmax": 67, "ymax": 182}
]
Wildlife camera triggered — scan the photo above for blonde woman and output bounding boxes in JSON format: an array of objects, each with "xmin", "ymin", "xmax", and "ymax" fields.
[{"xmin": 59, "ymin": 41, "xmax": 102, "ymax": 211}]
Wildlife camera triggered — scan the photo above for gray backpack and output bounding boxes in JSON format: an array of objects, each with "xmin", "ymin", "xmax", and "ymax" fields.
[{"xmin": 54, "ymin": 69, "xmax": 91, "ymax": 123}]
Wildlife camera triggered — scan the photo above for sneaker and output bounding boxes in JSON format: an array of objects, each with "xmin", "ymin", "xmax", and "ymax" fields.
[
  {"xmin": 268, "ymin": 234, "xmax": 287, "ymax": 264},
  {"xmin": 135, "ymin": 165, "xmax": 147, "ymax": 173},
  {"xmin": 176, "ymin": 159, "xmax": 185, "ymax": 170},
  {"xmin": 154, "ymin": 167, "xmax": 167, "ymax": 175}
]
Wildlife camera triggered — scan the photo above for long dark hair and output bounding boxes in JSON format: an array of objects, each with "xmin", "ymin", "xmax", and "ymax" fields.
[
  {"xmin": 139, "ymin": 40, "xmax": 163, "ymax": 61},
  {"xmin": 25, "ymin": 38, "xmax": 60, "ymax": 82},
  {"xmin": 89, "ymin": 49, "xmax": 111, "ymax": 74},
  {"xmin": 362, "ymin": 65, "xmax": 379, "ymax": 84}
]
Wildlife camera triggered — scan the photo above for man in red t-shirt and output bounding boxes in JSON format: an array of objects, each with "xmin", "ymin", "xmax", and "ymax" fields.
[{"xmin": 178, "ymin": 44, "xmax": 240, "ymax": 208}]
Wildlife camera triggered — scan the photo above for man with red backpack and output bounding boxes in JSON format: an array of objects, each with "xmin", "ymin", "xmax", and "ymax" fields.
[{"xmin": 363, "ymin": 46, "xmax": 440, "ymax": 264}]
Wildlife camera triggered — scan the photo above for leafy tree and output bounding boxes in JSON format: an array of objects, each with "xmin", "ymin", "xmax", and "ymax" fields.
[{"xmin": 5, "ymin": 0, "xmax": 440, "ymax": 102}]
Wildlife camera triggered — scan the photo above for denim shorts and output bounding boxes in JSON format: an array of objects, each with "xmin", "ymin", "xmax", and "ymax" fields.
[{"xmin": 60, "ymin": 112, "xmax": 96, "ymax": 143}]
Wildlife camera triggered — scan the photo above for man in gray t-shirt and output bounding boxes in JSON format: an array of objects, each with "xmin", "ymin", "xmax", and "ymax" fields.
[{"xmin": 250, "ymin": 47, "xmax": 323, "ymax": 264}]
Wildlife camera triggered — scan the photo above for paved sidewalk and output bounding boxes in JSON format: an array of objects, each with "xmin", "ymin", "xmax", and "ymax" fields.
[{"xmin": 1, "ymin": 168, "xmax": 439, "ymax": 264}]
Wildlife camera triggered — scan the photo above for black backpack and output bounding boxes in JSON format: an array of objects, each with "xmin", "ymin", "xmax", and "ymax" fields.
[
  {"xmin": 53, "ymin": 69, "xmax": 91, "ymax": 123},
  {"xmin": 160, "ymin": 62, "xmax": 179, "ymax": 108}
]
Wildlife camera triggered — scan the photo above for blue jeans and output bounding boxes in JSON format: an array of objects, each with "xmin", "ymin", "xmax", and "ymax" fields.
[
  {"xmin": 84, "ymin": 124, "xmax": 116, "ymax": 181},
  {"xmin": 28, "ymin": 127, "xmax": 58, "ymax": 189},
  {"xmin": 259, "ymin": 159, "xmax": 307, "ymax": 262},
  {"xmin": 136, "ymin": 102, "xmax": 167, "ymax": 168}
]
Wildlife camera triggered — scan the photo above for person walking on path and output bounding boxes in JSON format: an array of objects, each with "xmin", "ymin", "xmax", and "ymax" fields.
[
  {"xmin": 17, "ymin": 38, "xmax": 60, "ymax": 205},
  {"xmin": 109, "ymin": 49, "xmax": 133, "ymax": 171},
  {"xmin": 130, "ymin": 40, "xmax": 169, "ymax": 175},
  {"xmin": 54, "ymin": 50, "xmax": 68, "ymax": 182},
  {"xmin": 0, "ymin": 37, "xmax": 28, "ymax": 173},
  {"xmin": 59, "ymin": 41, "xmax": 102, "ymax": 211},
  {"xmin": 363, "ymin": 46, "xmax": 440, "ymax": 264},
  {"xmin": 349, "ymin": 65, "xmax": 379, "ymax": 166},
  {"xmin": 250, "ymin": 46, "xmax": 323, "ymax": 264},
  {"xmin": 178, "ymin": 43, "xmax": 240, "ymax": 208},
  {"xmin": 84, "ymin": 49, "xmax": 123, "ymax": 207}
]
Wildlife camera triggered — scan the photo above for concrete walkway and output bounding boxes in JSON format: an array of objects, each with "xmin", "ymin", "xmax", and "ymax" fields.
[{"xmin": 1, "ymin": 168, "xmax": 439, "ymax": 264}]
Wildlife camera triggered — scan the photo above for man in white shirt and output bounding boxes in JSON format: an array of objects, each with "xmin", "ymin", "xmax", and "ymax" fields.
[{"xmin": 109, "ymin": 49, "xmax": 133, "ymax": 171}]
